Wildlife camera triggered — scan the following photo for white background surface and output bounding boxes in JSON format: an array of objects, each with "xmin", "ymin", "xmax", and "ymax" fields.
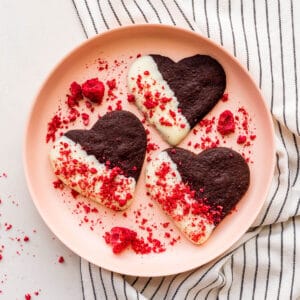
[{"xmin": 0, "ymin": 1, "xmax": 86, "ymax": 298}]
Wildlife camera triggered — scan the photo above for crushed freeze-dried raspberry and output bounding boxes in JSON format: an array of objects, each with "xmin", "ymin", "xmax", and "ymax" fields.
[
  {"xmin": 159, "ymin": 117, "xmax": 172, "ymax": 127},
  {"xmin": 237, "ymin": 135, "xmax": 247, "ymax": 144},
  {"xmin": 106, "ymin": 79, "xmax": 116, "ymax": 90},
  {"xmin": 71, "ymin": 190, "xmax": 79, "ymax": 199},
  {"xmin": 146, "ymin": 143, "xmax": 158, "ymax": 153},
  {"xmin": 5, "ymin": 224, "xmax": 12, "ymax": 231},
  {"xmin": 217, "ymin": 110, "xmax": 235, "ymax": 135},
  {"xmin": 23, "ymin": 236, "xmax": 29, "ymax": 242},
  {"xmin": 81, "ymin": 113, "xmax": 90, "ymax": 126},
  {"xmin": 58, "ymin": 256, "xmax": 64, "ymax": 263},
  {"xmin": 221, "ymin": 93, "xmax": 229, "ymax": 102},
  {"xmin": 46, "ymin": 114, "xmax": 62, "ymax": 143},
  {"xmin": 127, "ymin": 94, "xmax": 135, "ymax": 103},
  {"xmin": 104, "ymin": 227, "xmax": 137, "ymax": 254},
  {"xmin": 53, "ymin": 179, "xmax": 64, "ymax": 190},
  {"xmin": 25, "ymin": 294, "xmax": 31, "ymax": 300},
  {"xmin": 69, "ymin": 81, "xmax": 83, "ymax": 101},
  {"xmin": 82, "ymin": 78, "xmax": 105, "ymax": 104}
]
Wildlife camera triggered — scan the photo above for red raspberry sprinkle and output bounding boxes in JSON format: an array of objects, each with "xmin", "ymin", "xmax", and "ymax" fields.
[
  {"xmin": 25, "ymin": 294, "xmax": 31, "ymax": 300},
  {"xmin": 53, "ymin": 179, "xmax": 64, "ymax": 190},
  {"xmin": 217, "ymin": 110, "xmax": 235, "ymax": 135},
  {"xmin": 71, "ymin": 189, "xmax": 79, "ymax": 199},
  {"xmin": 127, "ymin": 94, "xmax": 135, "ymax": 103},
  {"xmin": 82, "ymin": 78, "xmax": 105, "ymax": 104},
  {"xmin": 69, "ymin": 81, "xmax": 83, "ymax": 101},
  {"xmin": 81, "ymin": 113, "xmax": 90, "ymax": 126},
  {"xmin": 146, "ymin": 143, "xmax": 158, "ymax": 153},
  {"xmin": 106, "ymin": 79, "xmax": 116, "ymax": 90},
  {"xmin": 58, "ymin": 256, "xmax": 64, "ymax": 263},
  {"xmin": 24, "ymin": 236, "xmax": 29, "ymax": 242},
  {"xmin": 66, "ymin": 95, "xmax": 79, "ymax": 108},
  {"xmin": 159, "ymin": 117, "xmax": 172, "ymax": 127},
  {"xmin": 237, "ymin": 135, "xmax": 247, "ymax": 144},
  {"xmin": 221, "ymin": 93, "xmax": 229, "ymax": 102},
  {"xmin": 46, "ymin": 114, "xmax": 62, "ymax": 143},
  {"xmin": 104, "ymin": 227, "xmax": 137, "ymax": 254},
  {"xmin": 5, "ymin": 224, "xmax": 12, "ymax": 231}
]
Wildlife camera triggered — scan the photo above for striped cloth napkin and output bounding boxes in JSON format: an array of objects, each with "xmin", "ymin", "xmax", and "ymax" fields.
[{"xmin": 71, "ymin": 1, "xmax": 300, "ymax": 299}]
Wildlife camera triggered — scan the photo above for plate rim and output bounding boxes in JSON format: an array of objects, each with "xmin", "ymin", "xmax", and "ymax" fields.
[{"xmin": 23, "ymin": 24, "xmax": 276, "ymax": 277}]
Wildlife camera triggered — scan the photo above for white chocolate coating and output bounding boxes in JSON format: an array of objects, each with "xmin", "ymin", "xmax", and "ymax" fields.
[
  {"xmin": 146, "ymin": 151, "xmax": 215, "ymax": 244},
  {"xmin": 128, "ymin": 55, "xmax": 190, "ymax": 145},
  {"xmin": 50, "ymin": 136, "xmax": 136, "ymax": 211}
]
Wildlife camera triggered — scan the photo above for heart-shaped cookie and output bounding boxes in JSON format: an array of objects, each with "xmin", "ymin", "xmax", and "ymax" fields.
[
  {"xmin": 146, "ymin": 147, "xmax": 250, "ymax": 244},
  {"xmin": 128, "ymin": 54, "xmax": 226, "ymax": 145},
  {"xmin": 50, "ymin": 111, "xmax": 147, "ymax": 211}
]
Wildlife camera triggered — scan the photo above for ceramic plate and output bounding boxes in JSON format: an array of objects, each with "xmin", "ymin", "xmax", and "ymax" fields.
[{"xmin": 23, "ymin": 24, "xmax": 275, "ymax": 276}]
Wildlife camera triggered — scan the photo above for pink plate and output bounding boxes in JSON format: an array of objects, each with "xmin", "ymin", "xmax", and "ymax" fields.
[{"xmin": 23, "ymin": 24, "xmax": 275, "ymax": 276}]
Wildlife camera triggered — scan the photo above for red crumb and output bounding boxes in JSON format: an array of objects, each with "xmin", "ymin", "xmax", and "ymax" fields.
[
  {"xmin": 69, "ymin": 81, "xmax": 83, "ymax": 101},
  {"xmin": 46, "ymin": 114, "xmax": 62, "ymax": 143},
  {"xmin": 127, "ymin": 94, "xmax": 135, "ymax": 103},
  {"xmin": 250, "ymin": 135, "xmax": 256, "ymax": 140},
  {"xmin": 97, "ymin": 58, "xmax": 109, "ymax": 71},
  {"xmin": 106, "ymin": 79, "xmax": 116, "ymax": 90},
  {"xmin": 58, "ymin": 256, "xmax": 64, "ymax": 263},
  {"xmin": 104, "ymin": 227, "xmax": 137, "ymax": 254},
  {"xmin": 221, "ymin": 93, "xmax": 229, "ymax": 102},
  {"xmin": 81, "ymin": 113, "xmax": 90, "ymax": 126},
  {"xmin": 66, "ymin": 82, "xmax": 83, "ymax": 108},
  {"xmin": 116, "ymin": 100, "xmax": 122, "ymax": 110},
  {"xmin": 5, "ymin": 224, "xmax": 12, "ymax": 231},
  {"xmin": 25, "ymin": 294, "xmax": 31, "ymax": 300},
  {"xmin": 0, "ymin": 254, "xmax": 2, "ymax": 260},
  {"xmin": 217, "ymin": 110, "xmax": 235, "ymax": 135},
  {"xmin": 162, "ymin": 222, "xmax": 170, "ymax": 228},
  {"xmin": 199, "ymin": 117, "xmax": 215, "ymax": 134},
  {"xmin": 82, "ymin": 78, "xmax": 105, "ymax": 104},
  {"xmin": 131, "ymin": 237, "xmax": 152, "ymax": 254},
  {"xmin": 71, "ymin": 189, "xmax": 79, "ymax": 199},
  {"xmin": 146, "ymin": 143, "xmax": 158, "ymax": 153},
  {"xmin": 237, "ymin": 135, "xmax": 247, "ymax": 144},
  {"xmin": 104, "ymin": 226, "xmax": 166, "ymax": 255},
  {"xmin": 53, "ymin": 179, "xmax": 64, "ymax": 190},
  {"xmin": 144, "ymin": 70, "xmax": 150, "ymax": 75},
  {"xmin": 23, "ymin": 236, "xmax": 29, "ymax": 242},
  {"xmin": 159, "ymin": 117, "xmax": 172, "ymax": 127}
]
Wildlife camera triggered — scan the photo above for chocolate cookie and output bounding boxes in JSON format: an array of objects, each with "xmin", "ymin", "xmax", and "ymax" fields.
[
  {"xmin": 145, "ymin": 147, "xmax": 250, "ymax": 244},
  {"xmin": 50, "ymin": 111, "xmax": 147, "ymax": 211},
  {"xmin": 128, "ymin": 54, "xmax": 226, "ymax": 145}
]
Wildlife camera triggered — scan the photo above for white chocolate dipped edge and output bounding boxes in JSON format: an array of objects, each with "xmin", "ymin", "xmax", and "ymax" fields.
[
  {"xmin": 145, "ymin": 151, "xmax": 215, "ymax": 244},
  {"xmin": 128, "ymin": 55, "xmax": 190, "ymax": 145},
  {"xmin": 50, "ymin": 136, "xmax": 136, "ymax": 211}
]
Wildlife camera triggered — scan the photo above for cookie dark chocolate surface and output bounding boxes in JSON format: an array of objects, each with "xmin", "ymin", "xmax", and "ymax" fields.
[
  {"xmin": 65, "ymin": 110, "xmax": 147, "ymax": 180},
  {"xmin": 151, "ymin": 54, "xmax": 226, "ymax": 127},
  {"xmin": 166, "ymin": 147, "xmax": 250, "ymax": 220}
]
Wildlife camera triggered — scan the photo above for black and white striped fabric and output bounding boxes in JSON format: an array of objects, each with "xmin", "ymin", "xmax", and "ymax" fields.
[{"xmin": 71, "ymin": 1, "xmax": 300, "ymax": 299}]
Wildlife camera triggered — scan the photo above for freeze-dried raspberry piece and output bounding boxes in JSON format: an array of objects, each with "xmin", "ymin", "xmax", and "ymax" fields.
[{"xmin": 82, "ymin": 78, "xmax": 105, "ymax": 104}]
